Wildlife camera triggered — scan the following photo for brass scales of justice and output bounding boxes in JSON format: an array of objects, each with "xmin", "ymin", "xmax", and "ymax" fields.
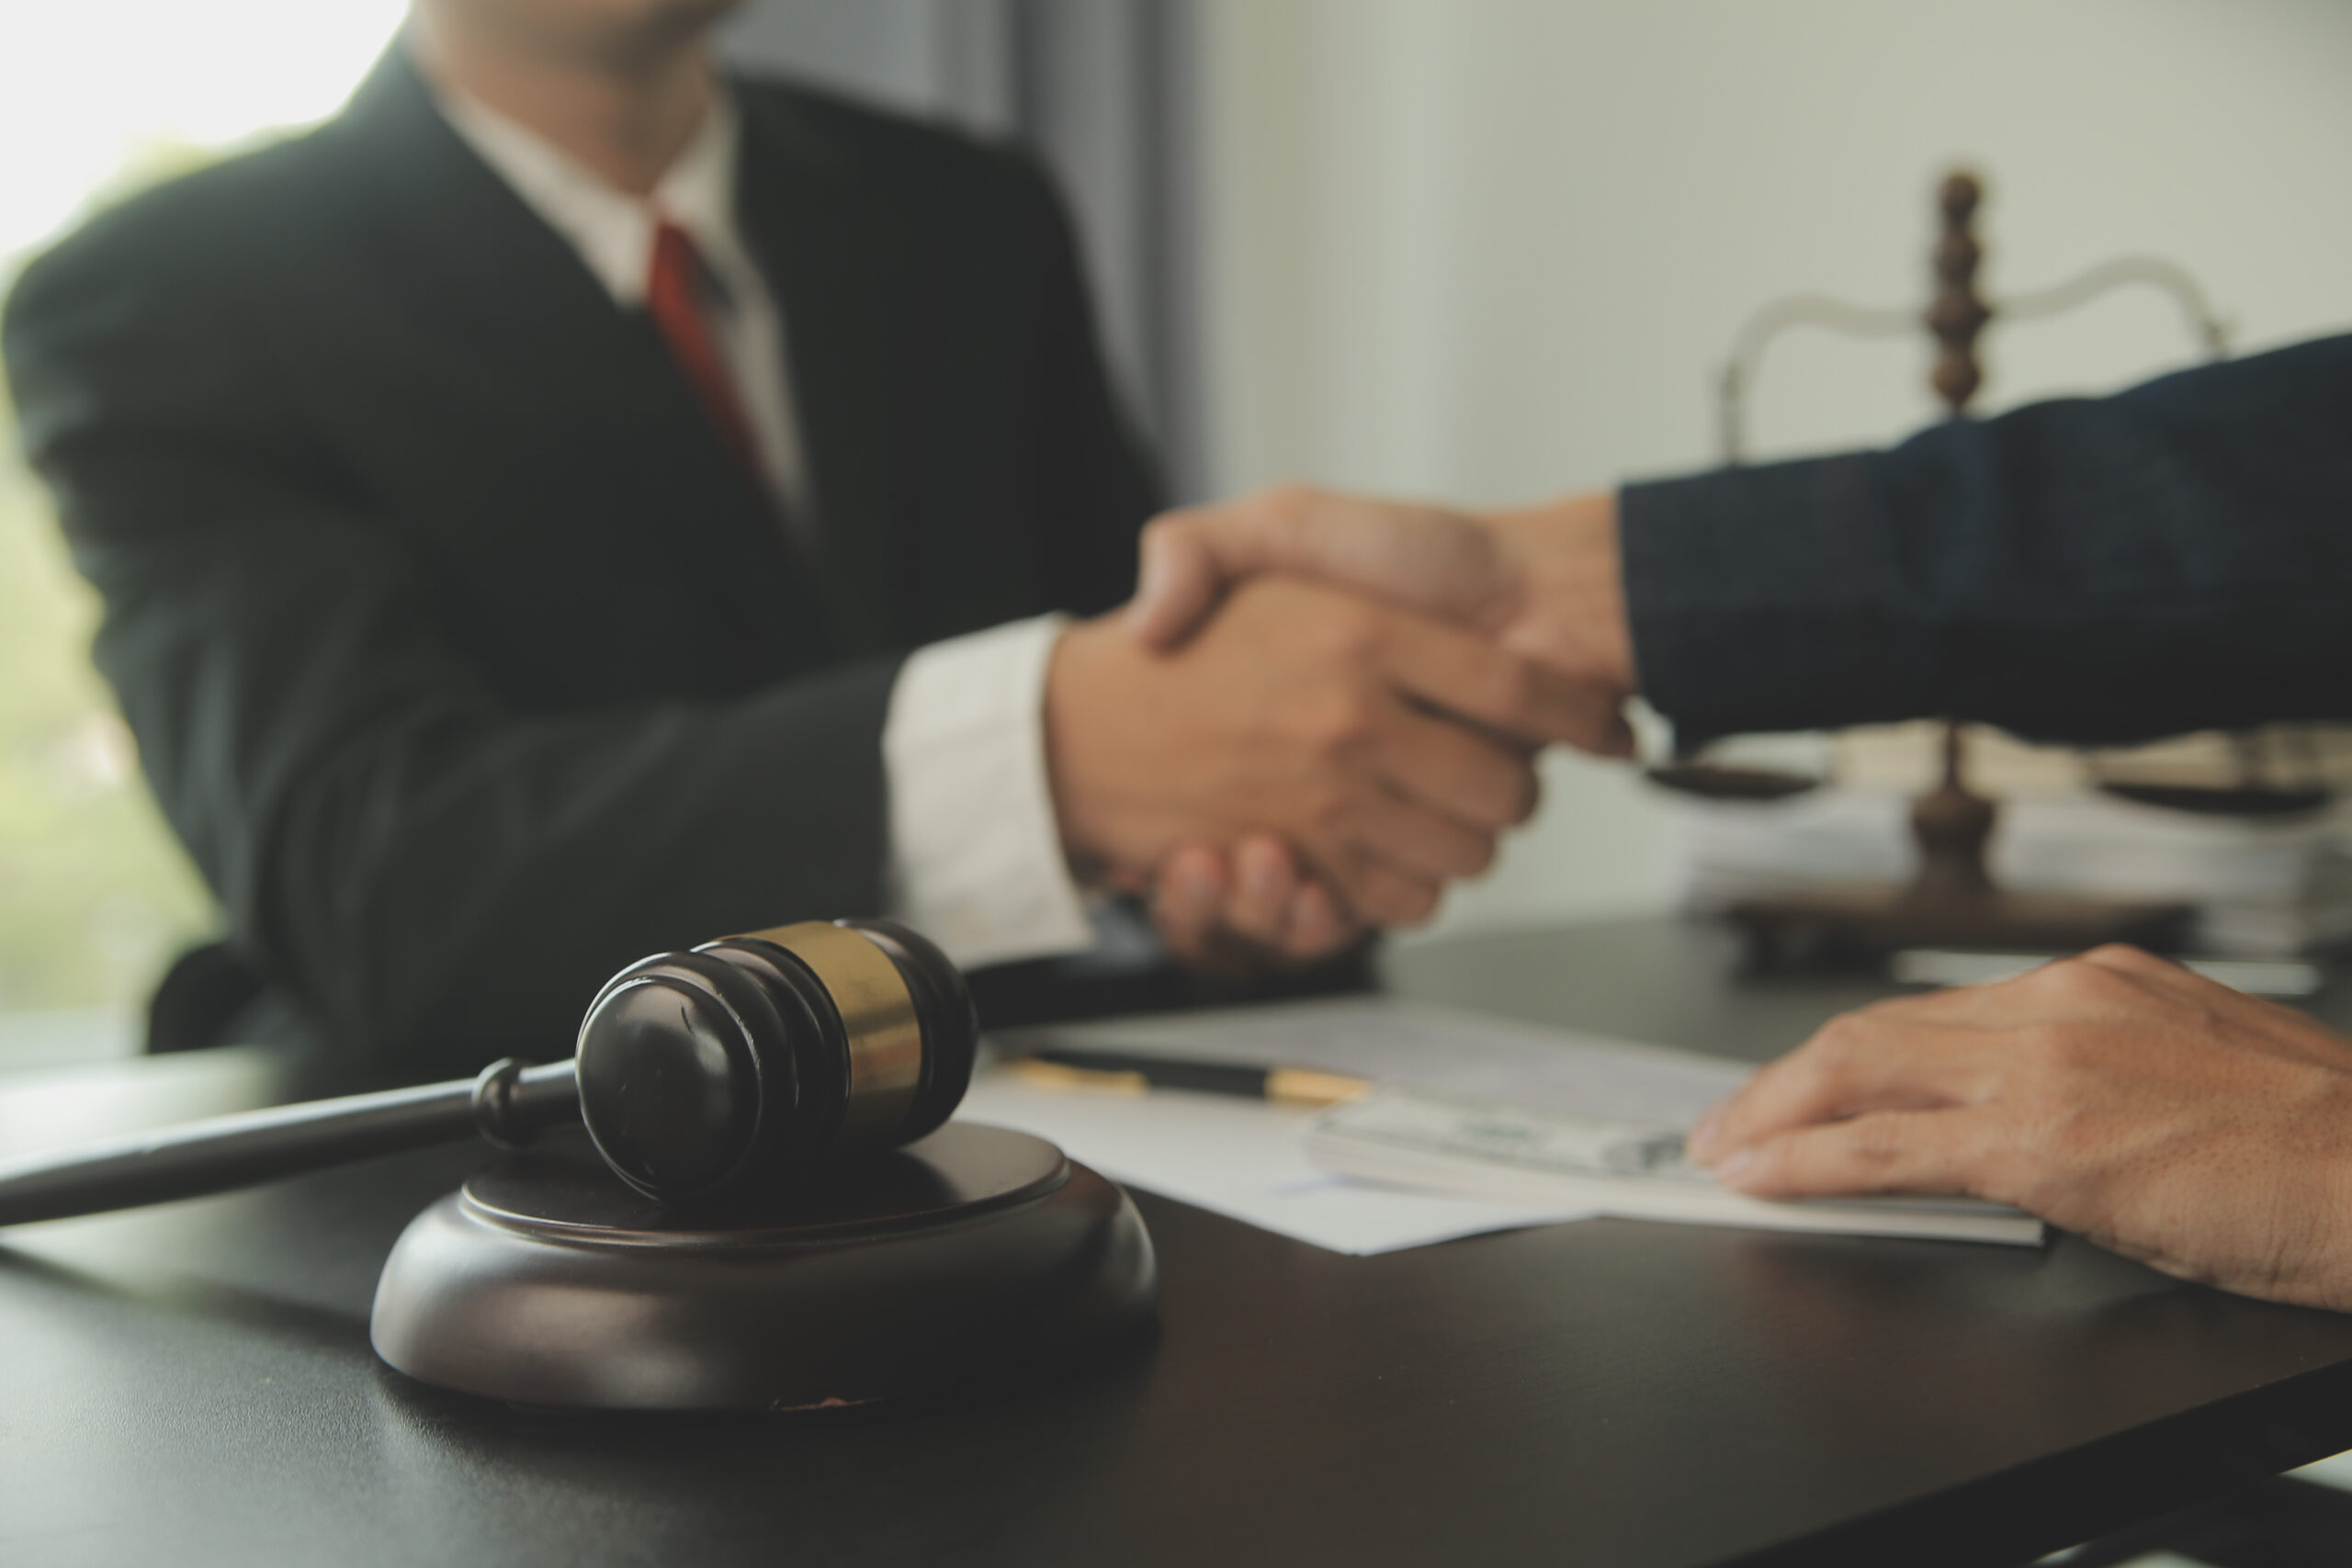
[{"xmin": 1651, "ymin": 170, "xmax": 2330, "ymax": 965}]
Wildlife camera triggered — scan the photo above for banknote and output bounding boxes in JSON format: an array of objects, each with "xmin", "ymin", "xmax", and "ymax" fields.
[
  {"xmin": 1313, "ymin": 1086, "xmax": 1700, "ymax": 1181},
  {"xmin": 1305, "ymin": 1085, "xmax": 2046, "ymax": 1246}
]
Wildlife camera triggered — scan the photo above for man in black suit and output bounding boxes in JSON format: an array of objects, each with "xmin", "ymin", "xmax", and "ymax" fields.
[{"xmin": 3, "ymin": 0, "xmax": 1591, "ymax": 1075}]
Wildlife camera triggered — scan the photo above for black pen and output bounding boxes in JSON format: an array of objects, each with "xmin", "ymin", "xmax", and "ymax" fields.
[{"xmin": 1006, "ymin": 1046, "xmax": 1371, "ymax": 1109}]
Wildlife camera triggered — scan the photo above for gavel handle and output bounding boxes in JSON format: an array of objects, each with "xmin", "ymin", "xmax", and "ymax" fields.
[{"xmin": 0, "ymin": 1057, "xmax": 580, "ymax": 1227}]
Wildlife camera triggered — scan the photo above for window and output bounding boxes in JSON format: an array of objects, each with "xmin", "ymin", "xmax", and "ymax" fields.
[{"xmin": 0, "ymin": 2, "xmax": 405, "ymax": 1069}]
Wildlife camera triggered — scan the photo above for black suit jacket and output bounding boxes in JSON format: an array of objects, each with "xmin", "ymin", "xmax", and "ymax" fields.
[
  {"xmin": 1620, "ymin": 334, "xmax": 2352, "ymax": 747},
  {"xmin": 3, "ymin": 49, "xmax": 1157, "ymax": 1072}
]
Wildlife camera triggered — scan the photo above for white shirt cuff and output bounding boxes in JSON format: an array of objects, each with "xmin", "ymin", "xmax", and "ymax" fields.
[{"xmin": 882, "ymin": 614, "xmax": 1096, "ymax": 968}]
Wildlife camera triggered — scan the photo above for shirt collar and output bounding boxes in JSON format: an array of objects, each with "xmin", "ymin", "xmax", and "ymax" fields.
[{"xmin": 432, "ymin": 78, "xmax": 747, "ymax": 309}]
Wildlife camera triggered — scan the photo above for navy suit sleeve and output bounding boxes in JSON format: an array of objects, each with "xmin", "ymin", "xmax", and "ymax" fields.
[{"xmin": 1619, "ymin": 333, "xmax": 2352, "ymax": 746}]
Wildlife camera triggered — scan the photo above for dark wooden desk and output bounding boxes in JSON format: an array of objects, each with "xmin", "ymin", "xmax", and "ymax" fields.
[{"xmin": 7, "ymin": 918, "xmax": 2352, "ymax": 1568}]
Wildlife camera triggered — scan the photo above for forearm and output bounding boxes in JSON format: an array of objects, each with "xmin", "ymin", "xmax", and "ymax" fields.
[{"xmin": 1620, "ymin": 333, "xmax": 2352, "ymax": 746}]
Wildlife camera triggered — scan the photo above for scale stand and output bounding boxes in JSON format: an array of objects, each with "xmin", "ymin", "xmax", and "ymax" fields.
[
  {"xmin": 1728, "ymin": 723, "xmax": 2191, "ymax": 967},
  {"xmin": 1699, "ymin": 172, "xmax": 2199, "ymax": 964}
]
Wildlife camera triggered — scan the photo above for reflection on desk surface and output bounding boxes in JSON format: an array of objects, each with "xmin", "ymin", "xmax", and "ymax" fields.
[{"xmin": 0, "ymin": 1043, "xmax": 289, "ymax": 1158}]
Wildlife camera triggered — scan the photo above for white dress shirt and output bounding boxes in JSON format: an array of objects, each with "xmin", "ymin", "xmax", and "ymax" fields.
[{"xmin": 435, "ymin": 81, "xmax": 1096, "ymax": 968}]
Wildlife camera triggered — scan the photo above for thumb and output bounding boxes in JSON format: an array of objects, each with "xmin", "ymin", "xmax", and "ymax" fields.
[{"xmin": 1128, "ymin": 513, "xmax": 1234, "ymax": 650}]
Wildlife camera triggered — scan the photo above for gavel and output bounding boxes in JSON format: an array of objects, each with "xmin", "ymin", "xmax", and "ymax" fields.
[{"xmin": 0, "ymin": 919, "xmax": 977, "ymax": 1226}]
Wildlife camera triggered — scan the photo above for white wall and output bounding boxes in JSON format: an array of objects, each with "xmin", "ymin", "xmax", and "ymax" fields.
[{"xmin": 1196, "ymin": 0, "xmax": 2352, "ymax": 939}]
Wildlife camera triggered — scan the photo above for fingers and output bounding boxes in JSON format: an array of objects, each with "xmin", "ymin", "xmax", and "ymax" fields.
[
  {"xmin": 1689, "ymin": 1012, "xmax": 2004, "ymax": 1165},
  {"xmin": 1188, "ymin": 820, "xmax": 1441, "ymax": 942},
  {"xmin": 1129, "ymin": 513, "xmax": 1229, "ymax": 651},
  {"xmin": 1234, "ymin": 835, "xmax": 1363, "ymax": 960},
  {"xmin": 1371, "ymin": 603, "xmax": 1630, "ymax": 753},
  {"xmin": 1684, "ymin": 947, "xmax": 2221, "ymax": 1185},
  {"xmin": 1329, "ymin": 784, "xmax": 1499, "ymax": 887},
  {"xmin": 1715, "ymin": 1109, "xmax": 2007, "ymax": 1202},
  {"xmin": 1149, "ymin": 842, "xmax": 1233, "ymax": 965},
  {"xmin": 1226, "ymin": 834, "xmax": 1302, "ymax": 944},
  {"xmin": 1128, "ymin": 488, "xmax": 1513, "ymax": 651},
  {"xmin": 1374, "ymin": 705, "xmax": 1541, "ymax": 832},
  {"xmin": 1149, "ymin": 837, "xmax": 1365, "ymax": 967},
  {"xmin": 1284, "ymin": 876, "xmax": 1351, "ymax": 959},
  {"xmin": 1329, "ymin": 856, "xmax": 1448, "ymax": 929}
]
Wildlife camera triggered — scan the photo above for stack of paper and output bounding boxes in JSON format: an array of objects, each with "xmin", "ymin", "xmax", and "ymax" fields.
[
  {"xmin": 1304, "ymin": 1086, "xmax": 2042, "ymax": 1246},
  {"xmin": 957, "ymin": 1072, "xmax": 1588, "ymax": 1256},
  {"xmin": 964, "ymin": 997, "xmax": 2044, "ymax": 1256}
]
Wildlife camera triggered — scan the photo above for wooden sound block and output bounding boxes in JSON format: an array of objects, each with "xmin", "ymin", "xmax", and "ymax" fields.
[{"xmin": 370, "ymin": 1123, "xmax": 1156, "ymax": 1411}]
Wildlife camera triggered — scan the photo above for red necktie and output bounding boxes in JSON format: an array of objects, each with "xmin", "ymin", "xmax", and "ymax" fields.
[{"xmin": 645, "ymin": 219, "xmax": 766, "ymax": 490}]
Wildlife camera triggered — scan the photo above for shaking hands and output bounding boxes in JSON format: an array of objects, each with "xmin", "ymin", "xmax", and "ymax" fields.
[
  {"xmin": 1131, "ymin": 486, "xmax": 1639, "ymax": 755},
  {"xmin": 1051, "ymin": 485, "xmax": 1645, "ymax": 973},
  {"xmin": 1080, "ymin": 486, "xmax": 2352, "ymax": 1319},
  {"xmin": 1043, "ymin": 574, "xmax": 1579, "ymax": 970}
]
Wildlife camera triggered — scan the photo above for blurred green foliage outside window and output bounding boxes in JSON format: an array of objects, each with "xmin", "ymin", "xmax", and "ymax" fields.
[
  {"xmin": 0, "ymin": 3, "xmax": 403, "ymax": 1066},
  {"xmin": 0, "ymin": 378, "xmax": 212, "ymax": 1030}
]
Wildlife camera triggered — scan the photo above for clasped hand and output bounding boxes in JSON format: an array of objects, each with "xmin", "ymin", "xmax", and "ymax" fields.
[
  {"xmin": 1069, "ymin": 484, "xmax": 1636, "ymax": 970},
  {"xmin": 1046, "ymin": 575, "xmax": 1588, "ymax": 967}
]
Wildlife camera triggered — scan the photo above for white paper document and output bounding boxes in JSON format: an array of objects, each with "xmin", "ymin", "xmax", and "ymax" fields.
[
  {"xmin": 965, "ymin": 997, "xmax": 2043, "ymax": 1255},
  {"xmin": 1305, "ymin": 1087, "xmax": 2045, "ymax": 1247},
  {"xmin": 989, "ymin": 995, "xmax": 1751, "ymax": 1121},
  {"xmin": 956, "ymin": 1073, "xmax": 1589, "ymax": 1255},
  {"xmin": 969, "ymin": 995, "xmax": 1692, "ymax": 1254}
]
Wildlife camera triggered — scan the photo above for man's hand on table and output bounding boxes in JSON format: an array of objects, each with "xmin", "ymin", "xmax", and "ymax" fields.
[
  {"xmin": 1687, "ymin": 944, "xmax": 2352, "ymax": 1312},
  {"xmin": 1046, "ymin": 576, "xmax": 1579, "ymax": 953}
]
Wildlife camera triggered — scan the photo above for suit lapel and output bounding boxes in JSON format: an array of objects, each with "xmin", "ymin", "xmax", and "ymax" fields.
[
  {"xmin": 323, "ymin": 46, "xmax": 837, "ymax": 676},
  {"xmin": 732, "ymin": 85, "xmax": 926, "ymax": 658}
]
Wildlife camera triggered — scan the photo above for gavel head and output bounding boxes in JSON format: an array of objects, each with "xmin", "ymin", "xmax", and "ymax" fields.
[{"xmin": 570, "ymin": 919, "xmax": 977, "ymax": 1202}]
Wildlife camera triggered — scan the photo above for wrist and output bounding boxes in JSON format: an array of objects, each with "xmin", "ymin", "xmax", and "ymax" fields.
[
  {"xmin": 1484, "ymin": 490, "xmax": 1635, "ymax": 693},
  {"xmin": 1041, "ymin": 615, "xmax": 1130, "ymax": 884}
]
